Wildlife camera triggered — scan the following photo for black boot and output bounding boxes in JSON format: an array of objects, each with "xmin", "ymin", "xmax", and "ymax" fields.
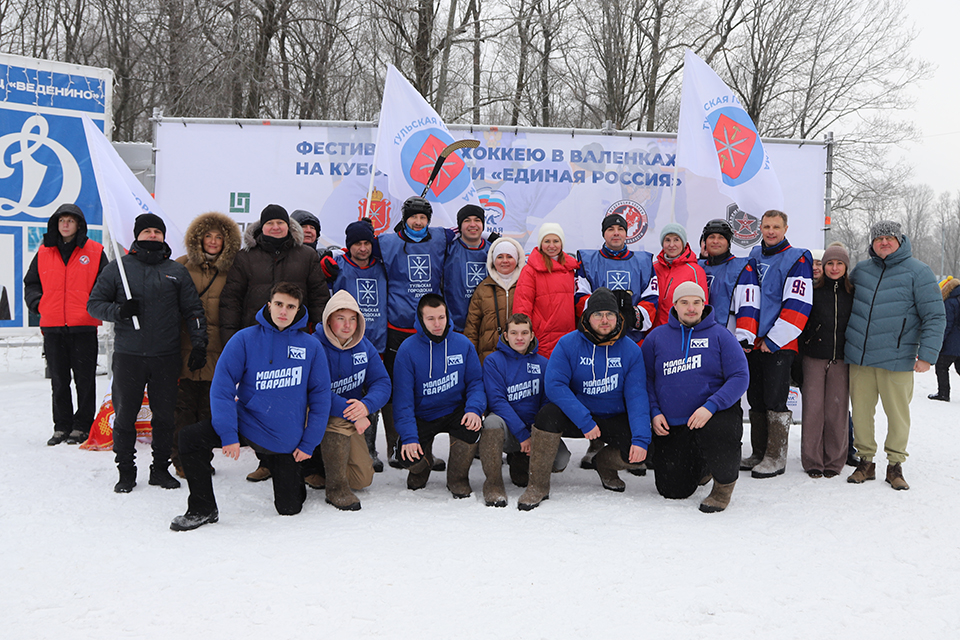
[
  {"xmin": 149, "ymin": 464, "xmax": 182, "ymax": 489},
  {"xmin": 506, "ymin": 452, "xmax": 529, "ymax": 487},
  {"xmin": 170, "ymin": 510, "xmax": 219, "ymax": 531},
  {"xmin": 114, "ymin": 467, "xmax": 137, "ymax": 493}
]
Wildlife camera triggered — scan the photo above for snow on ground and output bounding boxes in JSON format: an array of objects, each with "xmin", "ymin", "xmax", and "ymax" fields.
[{"xmin": 2, "ymin": 339, "xmax": 958, "ymax": 639}]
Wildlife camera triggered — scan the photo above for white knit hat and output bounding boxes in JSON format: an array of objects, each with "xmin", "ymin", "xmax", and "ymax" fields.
[{"xmin": 537, "ymin": 222, "xmax": 565, "ymax": 248}]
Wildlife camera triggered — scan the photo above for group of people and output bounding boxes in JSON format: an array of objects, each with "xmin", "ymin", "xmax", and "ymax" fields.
[{"xmin": 26, "ymin": 197, "xmax": 952, "ymax": 530}]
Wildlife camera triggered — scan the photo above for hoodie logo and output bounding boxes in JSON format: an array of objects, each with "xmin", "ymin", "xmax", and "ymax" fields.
[
  {"xmin": 353, "ymin": 352, "xmax": 368, "ymax": 365},
  {"xmin": 408, "ymin": 255, "xmax": 431, "ymax": 282},
  {"xmin": 527, "ymin": 363, "xmax": 541, "ymax": 374},
  {"xmin": 691, "ymin": 338, "xmax": 709, "ymax": 349},
  {"xmin": 608, "ymin": 357, "xmax": 622, "ymax": 368},
  {"xmin": 466, "ymin": 262, "xmax": 487, "ymax": 287},
  {"xmin": 288, "ymin": 346, "xmax": 306, "ymax": 360},
  {"xmin": 606, "ymin": 270, "xmax": 630, "ymax": 290},
  {"xmin": 580, "ymin": 356, "xmax": 593, "ymax": 366},
  {"xmin": 447, "ymin": 354, "xmax": 463, "ymax": 366}
]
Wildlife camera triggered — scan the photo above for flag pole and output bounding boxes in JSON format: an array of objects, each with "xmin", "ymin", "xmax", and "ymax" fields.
[{"xmin": 363, "ymin": 135, "xmax": 381, "ymax": 220}]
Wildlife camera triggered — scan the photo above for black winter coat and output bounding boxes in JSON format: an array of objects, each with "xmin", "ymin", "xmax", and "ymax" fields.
[
  {"xmin": 801, "ymin": 275, "xmax": 853, "ymax": 362},
  {"xmin": 87, "ymin": 241, "xmax": 207, "ymax": 357}
]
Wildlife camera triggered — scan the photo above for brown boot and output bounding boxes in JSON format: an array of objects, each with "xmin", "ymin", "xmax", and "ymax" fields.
[
  {"xmin": 699, "ymin": 480, "xmax": 736, "ymax": 513},
  {"xmin": 479, "ymin": 428, "xmax": 507, "ymax": 507},
  {"xmin": 322, "ymin": 432, "xmax": 360, "ymax": 511},
  {"xmin": 580, "ymin": 438, "xmax": 604, "ymax": 469},
  {"xmin": 885, "ymin": 462, "xmax": 909, "ymax": 490},
  {"xmin": 751, "ymin": 411, "xmax": 791, "ymax": 478},
  {"xmin": 518, "ymin": 428, "xmax": 561, "ymax": 510},
  {"xmin": 740, "ymin": 410, "xmax": 768, "ymax": 470},
  {"xmin": 406, "ymin": 439, "xmax": 434, "ymax": 490},
  {"xmin": 446, "ymin": 437, "xmax": 479, "ymax": 499},
  {"xmin": 304, "ymin": 473, "xmax": 325, "ymax": 490},
  {"xmin": 595, "ymin": 444, "xmax": 629, "ymax": 492},
  {"xmin": 847, "ymin": 459, "xmax": 876, "ymax": 484},
  {"xmin": 246, "ymin": 465, "xmax": 271, "ymax": 482}
]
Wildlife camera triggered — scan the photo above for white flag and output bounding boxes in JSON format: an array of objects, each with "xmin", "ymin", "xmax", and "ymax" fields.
[
  {"xmin": 374, "ymin": 65, "xmax": 479, "ymax": 227},
  {"xmin": 81, "ymin": 116, "xmax": 182, "ymax": 251},
  {"xmin": 676, "ymin": 49, "xmax": 783, "ymax": 217}
]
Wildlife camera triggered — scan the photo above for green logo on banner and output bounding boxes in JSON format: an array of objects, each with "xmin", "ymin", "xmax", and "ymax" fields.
[{"xmin": 230, "ymin": 192, "xmax": 250, "ymax": 213}]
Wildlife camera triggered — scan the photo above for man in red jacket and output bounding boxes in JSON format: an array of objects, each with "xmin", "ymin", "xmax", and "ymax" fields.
[{"xmin": 24, "ymin": 203, "xmax": 108, "ymax": 445}]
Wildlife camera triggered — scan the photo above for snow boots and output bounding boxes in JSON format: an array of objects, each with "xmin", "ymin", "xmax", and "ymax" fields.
[
  {"xmin": 446, "ymin": 437, "xmax": 479, "ymax": 499},
  {"xmin": 847, "ymin": 459, "xmax": 876, "ymax": 483},
  {"xmin": 886, "ymin": 462, "xmax": 909, "ymax": 490},
  {"xmin": 364, "ymin": 417, "xmax": 384, "ymax": 472},
  {"xmin": 149, "ymin": 463, "xmax": 182, "ymax": 489},
  {"xmin": 114, "ymin": 467, "xmax": 137, "ymax": 493},
  {"xmin": 518, "ymin": 428, "xmax": 561, "ymax": 511},
  {"xmin": 170, "ymin": 509, "xmax": 219, "ymax": 531},
  {"xmin": 406, "ymin": 438, "xmax": 435, "ymax": 490},
  {"xmin": 699, "ymin": 480, "xmax": 736, "ymax": 513},
  {"xmin": 47, "ymin": 431, "xmax": 67, "ymax": 446},
  {"xmin": 479, "ymin": 428, "xmax": 507, "ymax": 507},
  {"xmin": 579, "ymin": 438, "xmax": 604, "ymax": 469},
  {"xmin": 751, "ymin": 410, "xmax": 791, "ymax": 478},
  {"xmin": 246, "ymin": 465, "xmax": 271, "ymax": 482},
  {"xmin": 322, "ymin": 431, "xmax": 361, "ymax": 510},
  {"xmin": 740, "ymin": 410, "xmax": 767, "ymax": 470},
  {"xmin": 595, "ymin": 444, "xmax": 645, "ymax": 492},
  {"xmin": 507, "ymin": 452, "xmax": 529, "ymax": 487}
]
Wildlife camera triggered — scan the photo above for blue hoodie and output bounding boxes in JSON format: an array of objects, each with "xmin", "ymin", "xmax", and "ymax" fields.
[
  {"xmin": 211, "ymin": 304, "xmax": 331, "ymax": 454},
  {"xmin": 641, "ymin": 305, "xmax": 749, "ymax": 426},
  {"xmin": 392, "ymin": 311, "xmax": 486, "ymax": 445},
  {"xmin": 483, "ymin": 335, "xmax": 548, "ymax": 443},
  {"xmin": 546, "ymin": 324, "xmax": 651, "ymax": 448}
]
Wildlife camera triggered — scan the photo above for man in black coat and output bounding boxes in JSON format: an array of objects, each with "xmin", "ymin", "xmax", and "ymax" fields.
[{"xmin": 88, "ymin": 214, "xmax": 208, "ymax": 493}]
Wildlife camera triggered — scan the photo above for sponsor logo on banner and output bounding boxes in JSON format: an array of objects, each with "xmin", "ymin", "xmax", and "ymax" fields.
[
  {"xmin": 606, "ymin": 270, "xmax": 631, "ymax": 290},
  {"xmin": 447, "ymin": 354, "xmax": 463, "ymax": 366},
  {"xmin": 690, "ymin": 338, "xmax": 709, "ymax": 348},
  {"xmin": 358, "ymin": 188, "xmax": 392, "ymax": 236},
  {"xmin": 230, "ymin": 192, "xmax": 250, "ymax": 214},
  {"xmin": 727, "ymin": 203, "xmax": 760, "ymax": 248},
  {"xmin": 709, "ymin": 109, "xmax": 762, "ymax": 186},
  {"xmin": 353, "ymin": 352, "xmax": 368, "ymax": 365},
  {"xmin": 401, "ymin": 129, "xmax": 471, "ymax": 201},
  {"xmin": 605, "ymin": 200, "xmax": 648, "ymax": 244},
  {"xmin": 357, "ymin": 278, "xmax": 379, "ymax": 306},
  {"xmin": 407, "ymin": 254, "xmax": 431, "ymax": 282},
  {"xmin": 288, "ymin": 346, "xmax": 306, "ymax": 360},
  {"xmin": 466, "ymin": 263, "xmax": 486, "ymax": 288}
]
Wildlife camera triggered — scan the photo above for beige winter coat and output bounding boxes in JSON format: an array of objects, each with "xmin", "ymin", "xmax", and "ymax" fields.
[{"xmin": 464, "ymin": 237, "xmax": 526, "ymax": 363}]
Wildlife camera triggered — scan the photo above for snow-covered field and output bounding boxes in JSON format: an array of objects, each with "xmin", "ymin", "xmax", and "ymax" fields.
[{"xmin": 2, "ymin": 339, "xmax": 958, "ymax": 639}]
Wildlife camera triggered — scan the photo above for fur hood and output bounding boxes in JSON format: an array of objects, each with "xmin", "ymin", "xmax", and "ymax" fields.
[
  {"xmin": 944, "ymin": 277, "xmax": 960, "ymax": 300},
  {"xmin": 182, "ymin": 211, "xmax": 242, "ymax": 272},
  {"xmin": 242, "ymin": 217, "xmax": 305, "ymax": 251},
  {"xmin": 322, "ymin": 289, "xmax": 366, "ymax": 350}
]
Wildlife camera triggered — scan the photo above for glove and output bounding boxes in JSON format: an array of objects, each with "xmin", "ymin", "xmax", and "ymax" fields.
[
  {"xmin": 118, "ymin": 299, "xmax": 140, "ymax": 319},
  {"xmin": 188, "ymin": 346, "xmax": 207, "ymax": 372},
  {"xmin": 320, "ymin": 254, "xmax": 340, "ymax": 280},
  {"xmin": 612, "ymin": 289, "xmax": 638, "ymax": 329}
]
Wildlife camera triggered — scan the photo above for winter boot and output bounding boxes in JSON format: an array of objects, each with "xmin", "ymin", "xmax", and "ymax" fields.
[
  {"xmin": 322, "ymin": 432, "xmax": 361, "ymax": 510},
  {"xmin": 406, "ymin": 439, "xmax": 435, "ymax": 490},
  {"xmin": 885, "ymin": 462, "xmax": 910, "ymax": 490},
  {"xmin": 47, "ymin": 431, "xmax": 67, "ymax": 446},
  {"xmin": 364, "ymin": 419, "xmax": 384, "ymax": 472},
  {"xmin": 506, "ymin": 452, "xmax": 529, "ymax": 487},
  {"xmin": 580, "ymin": 438, "xmax": 604, "ymax": 469},
  {"xmin": 699, "ymin": 480, "xmax": 736, "ymax": 513},
  {"xmin": 246, "ymin": 465, "xmax": 271, "ymax": 482},
  {"xmin": 847, "ymin": 459, "xmax": 876, "ymax": 483},
  {"xmin": 149, "ymin": 464, "xmax": 182, "ymax": 489},
  {"xmin": 304, "ymin": 474, "xmax": 325, "ymax": 490},
  {"xmin": 594, "ymin": 444, "xmax": 643, "ymax": 492},
  {"xmin": 114, "ymin": 466, "xmax": 137, "ymax": 493},
  {"xmin": 479, "ymin": 428, "xmax": 507, "ymax": 507},
  {"xmin": 170, "ymin": 509, "xmax": 219, "ymax": 531},
  {"xmin": 751, "ymin": 411, "xmax": 791, "ymax": 478},
  {"xmin": 518, "ymin": 428, "xmax": 561, "ymax": 511},
  {"xmin": 740, "ymin": 410, "xmax": 768, "ymax": 470},
  {"xmin": 927, "ymin": 393, "xmax": 949, "ymax": 402},
  {"xmin": 446, "ymin": 438, "xmax": 479, "ymax": 499},
  {"xmin": 66, "ymin": 429, "xmax": 86, "ymax": 445}
]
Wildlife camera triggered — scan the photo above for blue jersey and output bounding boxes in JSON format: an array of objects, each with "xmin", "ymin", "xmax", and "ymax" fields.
[
  {"xmin": 749, "ymin": 239, "xmax": 813, "ymax": 351},
  {"xmin": 444, "ymin": 237, "xmax": 491, "ymax": 332},
  {"xmin": 331, "ymin": 256, "xmax": 388, "ymax": 352},
  {"xmin": 576, "ymin": 247, "xmax": 657, "ymax": 340},
  {"xmin": 700, "ymin": 254, "xmax": 760, "ymax": 345},
  {"xmin": 377, "ymin": 227, "xmax": 447, "ymax": 330}
]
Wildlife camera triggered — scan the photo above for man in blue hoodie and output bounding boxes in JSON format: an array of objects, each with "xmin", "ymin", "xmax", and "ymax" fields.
[
  {"xmin": 642, "ymin": 282, "xmax": 749, "ymax": 512},
  {"xmin": 518, "ymin": 288, "xmax": 650, "ymax": 510},
  {"xmin": 170, "ymin": 282, "xmax": 331, "ymax": 531},
  {"xmin": 393, "ymin": 293, "xmax": 486, "ymax": 496}
]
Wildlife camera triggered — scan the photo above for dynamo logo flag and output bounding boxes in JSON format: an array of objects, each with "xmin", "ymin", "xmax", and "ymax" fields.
[
  {"xmin": 81, "ymin": 115, "xmax": 182, "ymax": 251},
  {"xmin": 374, "ymin": 64, "xmax": 479, "ymax": 227},
  {"xmin": 676, "ymin": 49, "xmax": 783, "ymax": 216}
]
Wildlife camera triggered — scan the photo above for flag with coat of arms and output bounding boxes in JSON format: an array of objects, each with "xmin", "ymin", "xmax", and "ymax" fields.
[
  {"xmin": 373, "ymin": 65, "xmax": 480, "ymax": 227},
  {"xmin": 676, "ymin": 49, "xmax": 783, "ymax": 217}
]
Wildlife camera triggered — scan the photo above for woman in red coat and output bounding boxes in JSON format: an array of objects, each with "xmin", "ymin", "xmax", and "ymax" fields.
[
  {"xmin": 513, "ymin": 223, "xmax": 579, "ymax": 358},
  {"xmin": 652, "ymin": 223, "xmax": 709, "ymax": 327}
]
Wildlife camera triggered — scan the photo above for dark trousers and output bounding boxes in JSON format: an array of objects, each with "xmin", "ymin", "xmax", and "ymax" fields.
[
  {"xmin": 653, "ymin": 403, "xmax": 743, "ymax": 499},
  {"xmin": 44, "ymin": 330, "xmax": 98, "ymax": 434},
  {"xmin": 747, "ymin": 349, "xmax": 795, "ymax": 413},
  {"xmin": 173, "ymin": 378, "xmax": 212, "ymax": 468},
  {"xmin": 111, "ymin": 352, "xmax": 180, "ymax": 470},
  {"xmin": 394, "ymin": 406, "xmax": 480, "ymax": 467},
  {"xmin": 934, "ymin": 353, "xmax": 960, "ymax": 398},
  {"xmin": 535, "ymin": 402, "xmax": 634, "ymax": 462},
  {"xmin": 179, "ymin": 419, "xmax": 306, "ymax": 516}
]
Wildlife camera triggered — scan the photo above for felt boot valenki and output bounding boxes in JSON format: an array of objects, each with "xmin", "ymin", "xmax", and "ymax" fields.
[
  {"xmin": 580, "ymin": 438, "xmax": 604, "ymax": 469},
  {"xmin": 594, "ymin": 444, "xmax": 643, "ymax": 492},
  {"xmin": 751, "ymin": 411, "xmax": 791, "ymax": 478},
  {"xmin": 322, "ymin": 432, "xmax": 361, "ymax": 510},
  {"xmin": 699, "ymin": 480, "xmax": 736, "ymax": 513},
  {"xmin": 406, "ymin": 439, "xmax": 435, "ymax": 490},
  {"xmin": 518, "ymin": 428, "xmax": 561, "ymax": 511},
  {"xmin": 740, "ymin": 410, "xmax": 768, "ymax": 470},
  {"xmin": 446, "ymin": 437, "xmax": 479, "ymax": 499},
  {"xmin": 479, "ymin": 428, "xmax": 507, "ymax": 507}
]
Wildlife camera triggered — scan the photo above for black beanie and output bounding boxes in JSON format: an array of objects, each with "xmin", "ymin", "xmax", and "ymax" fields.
[
  {"xmin": 583, "ymin": 287, "xmax": 619, "ymax": 317},
  {"xmin": 457, "ymin": 204, "xmax": 485, "ymax": 230},
  {"xmin": 345, "ymin": 220, "xmax": 375, "ymax": 248},
  {"xmin": 601, "ymin": 213, "xmax": 627, "ymax": 234},
  {"xmin": 260, "ymin": 204, "xmax": 290, "ymax": 227},
  {"xmin": 134, "ymin": 213, "xmax": 166, "ymax": 238}
]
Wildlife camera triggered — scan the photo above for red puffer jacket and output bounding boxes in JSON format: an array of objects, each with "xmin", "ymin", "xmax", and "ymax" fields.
[
  {"xmin": 652, "ymin": 244, "xmax": 709, "ymax": 327},
  {"xmin": 513, "ymin": 248, "xmax": 579, "ymax": 358}
]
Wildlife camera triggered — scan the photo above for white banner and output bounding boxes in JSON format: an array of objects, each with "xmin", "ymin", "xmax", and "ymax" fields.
[{"xmin": 155, "ymin": 121, "xmax": 827, "ymax": 259}]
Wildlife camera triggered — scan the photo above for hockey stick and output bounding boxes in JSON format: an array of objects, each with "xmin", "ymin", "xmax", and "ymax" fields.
[{"xmin": 419, "ymin": 139, "xmax": 480, "ymax": 197}]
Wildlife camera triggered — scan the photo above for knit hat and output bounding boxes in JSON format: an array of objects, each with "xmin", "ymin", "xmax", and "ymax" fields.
[
  {"xmin": 583, "ymin": 287, "xmax": 619, "ymax": 317},
  {"xmin": 660, "ymin": 223, "xmax": 687, "ymax": 246},
  {"xmin": 260, "ymin": 204, "xmax": 290, "ymax": 227},
  {"xmin": 672, "ymin": 281, "xmax": 705, "ymax": 304},
  {"xmin": 290, "ymin": 209, "xmax": 320, "ymax": 235},
  {"xmin": 457, "ymin": 204, "xmax": 485, "ymax": 230},
  {"xmin": 601, "ymin": 213, "xmax": 628, "ymax": 234},
  {"xmin": 345, "ymin": 219, "xmax": 375, "ymax": 248},
  {"xmin": 494, "ymin": 241, "xmax": 519, "ymax": 261},
  {"xmin": 402, "ymin": 196, "xmax": 432, "ymax": 224},
  {"xmin": 537, "ymin": 222, "xmax": 565, "ymax": 248},
  {"xmin": 870, "ymin": 220, "xmax": 903, "ymax": 245},
  {"xmin": 821, "ymin": 243, "xmax": 850, "ymax": 271},
  {"xmin": 134, "ymin": 213, "xmax": 166, "ymax": 239}
]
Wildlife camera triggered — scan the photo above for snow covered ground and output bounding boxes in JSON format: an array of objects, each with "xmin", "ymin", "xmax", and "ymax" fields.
[{"xmin": 2, "ymin": 339, "xmax": 958, "ymax": 639}]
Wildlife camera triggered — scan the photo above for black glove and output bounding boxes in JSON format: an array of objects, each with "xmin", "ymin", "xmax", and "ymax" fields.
[
  {"xmin": 613, "ymin": 289, "xmax": 638, "ymax": 329},
  {"xmin": 188, "ymin": 346, "xmax": 207, "ymax": 372},
  {"xmin": 118, "ymin": 299, "xmax": 140, "ymax": 319},
  {"xmin": 320, "ymin": 254, "xmax": 340, "ymax": 281}
]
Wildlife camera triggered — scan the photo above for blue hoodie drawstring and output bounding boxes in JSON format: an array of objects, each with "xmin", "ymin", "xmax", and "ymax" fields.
[{"xmin": 680, "ymin": 323, "xmax": 694, "ymax": 364}]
